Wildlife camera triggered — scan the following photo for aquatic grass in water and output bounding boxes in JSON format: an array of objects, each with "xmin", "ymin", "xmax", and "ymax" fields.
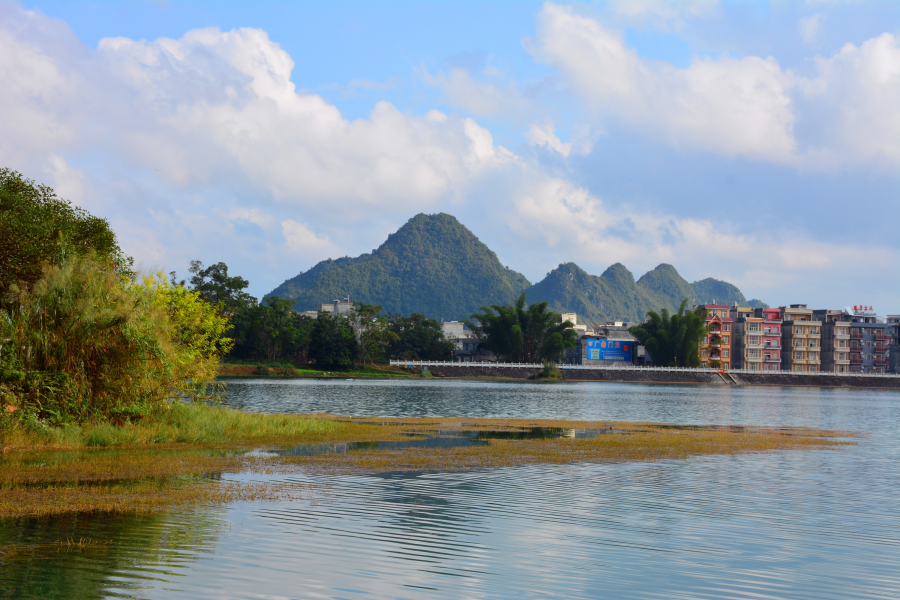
[{"xmin": 0, "ymin": 408, "xmax": 853, "ymax": 518}]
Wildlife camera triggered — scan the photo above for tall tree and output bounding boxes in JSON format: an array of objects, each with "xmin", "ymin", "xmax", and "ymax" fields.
[
  {"xmin": 351, "ymin": 302, "xmax": 398, "ymax": 365},
  {"xmin": 309, "ymin": 313, "xmax": 358, "ymax": 368},
  {"xmin": 629, "ymin": 300, "xmax": 707, "ymax": 367},
  {"xmin": 386, "ymin": 314, "xmax": 455, "ymax": 361},
  {"xmin": 0, "ymin": 168, "xmax": 131, "ymax": 299},
  {"xmin": 182, "ymin": 261, "xmax": 255, "ymax": 312},
  {"xmin": 467, "ymin": 293, "xmax": 577, "ymax": 362},
  {"xmin": 229, "ymin": 297, "xmax": 315, "ymax": 362}
]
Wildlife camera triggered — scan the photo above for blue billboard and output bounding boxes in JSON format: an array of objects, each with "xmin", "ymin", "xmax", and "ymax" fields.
[{"xmin": 586, "ymin": 339, "xmax": 633, "ymax": 362}]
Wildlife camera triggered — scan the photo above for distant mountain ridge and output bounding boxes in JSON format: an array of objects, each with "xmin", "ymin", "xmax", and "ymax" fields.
[
  {"xmin": 267, "ymin": 213, "xmax": 531, "ymax": 320},
  {"xmin": 267, "ymin": 213, "xmax": 764, "ymax": 323},
  {"xmin": 525, "ymin": 262, "xmax": 761, "ymax": 325}
]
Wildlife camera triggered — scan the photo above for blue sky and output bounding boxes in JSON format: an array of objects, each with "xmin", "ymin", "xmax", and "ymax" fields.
[{"xmin": 3, "ymin": 1, "xmax": 899, "ymax": 310}]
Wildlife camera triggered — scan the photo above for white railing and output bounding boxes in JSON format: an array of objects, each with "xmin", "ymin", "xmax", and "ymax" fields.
[{"xmin": 390, "ymin": 360, "xmax": 900, "ymax": 379}]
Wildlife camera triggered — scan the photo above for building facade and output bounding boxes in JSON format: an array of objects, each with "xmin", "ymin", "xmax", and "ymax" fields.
[
  {"xmin": 440, "ymin": 321, "xmax": 492, "ymax": 362},
  {"xmin": 813, "ymin": 310, "xmax": 851, "ymax": 373},
  {"xmin": 887, "ymin": 315, "xmax": 900, "ymax": 374},
  {"xmin": 732, "ymin": 316, "xmax": 765, "ymax": 370},
  {"xmin": 845, "ymin": 310, "xmax": 888, "ymax": 374},
  {"xmin": 753, "ymin": 307, "xmax": 783, "ymax": 371},
  {"xmin": 698, "ymin": 304, "xmax": 732, "ymax": 370},
  {"xmin": 780, "ymin": 304, "xmax": 821, "ymax": 372}
]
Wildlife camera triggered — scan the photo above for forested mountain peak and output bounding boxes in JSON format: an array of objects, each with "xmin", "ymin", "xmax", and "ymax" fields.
[
  {"xmin": 525, "ymin": 261, "xmax": 761, "ymax": 326},
  {"xmin": 266, "ymin": 213, "xmax": 530, "ymax": 320}
]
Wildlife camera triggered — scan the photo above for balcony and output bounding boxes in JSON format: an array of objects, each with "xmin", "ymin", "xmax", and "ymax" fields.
[
  {"xmin": 875, "ymin": 332, "xmax": 885, "ymax": 341},
  {"xmin": 851, "ymin": 331, "xmax": 864, "ymax": 340},
  {"xmin": 850, "ymin": 357, "xmax": 863, "ymax": 364}
]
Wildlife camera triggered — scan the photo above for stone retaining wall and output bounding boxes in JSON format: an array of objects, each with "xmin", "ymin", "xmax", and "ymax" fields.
[{"xmin": 427, "ymin": 365, "xmax": 900, "ymax": 389}]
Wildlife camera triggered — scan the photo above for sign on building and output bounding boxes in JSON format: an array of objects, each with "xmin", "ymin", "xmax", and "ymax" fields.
[{"xmin": 586, "ymin": 339, "xmax": 633, "ymax": 362}]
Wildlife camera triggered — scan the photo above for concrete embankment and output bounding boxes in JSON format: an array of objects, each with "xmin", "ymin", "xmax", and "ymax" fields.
[{"xmin": 426, "ymin": 365, "xmax": 900, "ymax": 389}]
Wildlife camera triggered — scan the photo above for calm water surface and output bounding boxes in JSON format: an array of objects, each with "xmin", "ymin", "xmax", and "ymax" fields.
[{"xmin": 2, "ymin": 380, "xmax": 898, "ymax": 599}]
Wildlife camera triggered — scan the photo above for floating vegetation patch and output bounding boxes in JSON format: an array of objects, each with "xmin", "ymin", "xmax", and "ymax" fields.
[{"xmin": 0, "ymin": 410, "xmax": 855, "ymax": 518}]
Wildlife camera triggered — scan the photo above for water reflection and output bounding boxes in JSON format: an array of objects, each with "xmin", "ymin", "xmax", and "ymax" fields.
[
  {"xmin": 2, "ymin": 381, "xmax": 898, "ymax": 599},
  {"xmin": 0, "ymin": 509, "xmax": 225, "ymax": 600}
]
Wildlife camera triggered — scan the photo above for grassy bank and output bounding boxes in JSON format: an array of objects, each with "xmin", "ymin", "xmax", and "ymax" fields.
[
  {"xmin": 0, "ymin": 406, "xmax": 855, "ymax": 518},
  {"xmin": 218, "ymin": 362, "xmax": 422, "ymax": 379}
]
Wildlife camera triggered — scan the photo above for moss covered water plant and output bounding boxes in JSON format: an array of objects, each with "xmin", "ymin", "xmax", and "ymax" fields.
[{"xmin": 0, "ymin": 406, "xmax": 854, "ymax": 518}]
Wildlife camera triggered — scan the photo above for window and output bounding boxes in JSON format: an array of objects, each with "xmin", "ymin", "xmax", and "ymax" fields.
[
  {"xmin": 724, "ymin": 323, "xmax": 731, "ymax": 332},
  {"xmin": 723, "ymin": 350, "xmax": 730, "ymax": 358},
  {"xmin": 724, "ymin": 336, "xmax": 730, "ymax": 344},
  {"xmin": 795, "ymin": 352, "xmax": 802, "ymax": 360}
]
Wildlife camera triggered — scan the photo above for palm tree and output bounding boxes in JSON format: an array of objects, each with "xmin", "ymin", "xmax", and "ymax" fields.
[{"xmin": 629, "ymin": 300, "xmax": 707, "ymax": 367}]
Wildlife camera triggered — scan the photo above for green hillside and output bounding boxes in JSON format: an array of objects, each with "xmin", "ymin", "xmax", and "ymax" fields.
[
  {"xmin": 266, "ymin": 213, "xmax": 530, "ymax": 320},
  {"xmin": 525, "ymin": 262, "xmax": 760, "ymax": 326}
]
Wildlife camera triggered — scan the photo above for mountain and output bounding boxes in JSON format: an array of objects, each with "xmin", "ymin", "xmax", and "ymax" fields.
[
  {"xmin": 266, "ymin": 213, "xmax": 531, "ymax": 320},
  {"xmin": 525, "ymin": 262, "xmax": 759, "ymax": 325}
]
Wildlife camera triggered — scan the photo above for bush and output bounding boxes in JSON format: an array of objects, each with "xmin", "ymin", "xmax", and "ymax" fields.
[{"xmin": 0, "ymin": 255, "xmax": 232, "ymax": 427}]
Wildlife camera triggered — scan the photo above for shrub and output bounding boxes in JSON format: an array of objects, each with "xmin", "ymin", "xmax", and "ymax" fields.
[{"xmin": 0, "ymin": 255, "xmax": 232, "ymax": 427}]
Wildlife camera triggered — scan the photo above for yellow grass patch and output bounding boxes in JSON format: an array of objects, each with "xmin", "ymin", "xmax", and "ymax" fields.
[{"xmin": 0, "ymin": 409, "xmax": 855, "ymax": 518}]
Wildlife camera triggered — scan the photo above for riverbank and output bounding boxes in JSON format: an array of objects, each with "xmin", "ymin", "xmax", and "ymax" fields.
[
  {"xmin": 422, "ymin": 364, "xmax": 900, "ymax": 389},
  {"xmin": 0, "ymin": 403, "xmax": 853, "ymax": 518},
  {"xmin": 218, "ymin": 363, "xmax": 421, "ymax": 379}
]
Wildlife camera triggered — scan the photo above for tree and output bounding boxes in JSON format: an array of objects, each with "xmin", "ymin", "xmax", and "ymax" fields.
[
  {"xmin": 182, "ymin": 261, "xmax": 255, "ymax": 312},
  {"xmin": 309, "ymin": 313, "xmax": 358, "ymax": 368},
  {"xmin": 467, "ymin": 293, "xmax": 577, "ymax": 362},
  {"xmin": 628, "ymin": 299, "xmax": 707, "ymax": 367},
  {"xmin": 351, "ymin": 302, "xmax": 398, "ymax": 365},
  {"xmin": 386, "ymin": 313, "xmax": 455, "ymax": 361},
  {"xmin": 0, "ymin": 168, "xmax": 131, "ymax": 300},
  {"xmin": 229, "ymin": 297, "xmax": 315, "ymax": 362}
]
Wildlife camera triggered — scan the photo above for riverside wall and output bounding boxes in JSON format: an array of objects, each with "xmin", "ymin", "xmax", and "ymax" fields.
[{"xmin": 426, "ymin": 365, "xmax": 900, "ymax": 389}]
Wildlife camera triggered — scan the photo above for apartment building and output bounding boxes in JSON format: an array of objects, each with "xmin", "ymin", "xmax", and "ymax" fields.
[
  {"xmin": 698, "ymin": 304, "xmax": 732, "ymax": 370},
  {"xmin": 753, "ymin": 307, "xmax": 783, "ymax": 371},
  {"xmin": 440, "ymin": 321, "xmax": 492, "ymax": 362},
  {"xmin": 732, "ymin": 316, "xmax": 765, "ymax": 370},
  {"xmin": 780, "ymin": 304, "xmax": 821, "ymax": 372},
  {"xmin": 844, "ymin": 309, "xmax": 888, "ymax": 374},
  {"xmin": 813, "ymin": 309, "xmax": 852, "ymax": 373},
  {"xmin": 888, "ymin": 315, "xmax": 900, "ymax": 374}
]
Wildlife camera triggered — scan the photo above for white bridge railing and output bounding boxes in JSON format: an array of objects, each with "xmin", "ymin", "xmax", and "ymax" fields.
[{"xmin": 390, "ymin": 360, "xmax": 900, "ymax": 379}]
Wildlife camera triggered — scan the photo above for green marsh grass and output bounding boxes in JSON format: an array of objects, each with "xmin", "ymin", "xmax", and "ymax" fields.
[{"xmin": 0, "ymin": 408, "xmax": 855, "ymax": 518}]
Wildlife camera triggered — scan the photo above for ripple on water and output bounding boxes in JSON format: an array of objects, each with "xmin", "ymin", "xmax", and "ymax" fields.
[{"xmin": 1, "ymin": 381, "xmax": 898, "ymax": 599}]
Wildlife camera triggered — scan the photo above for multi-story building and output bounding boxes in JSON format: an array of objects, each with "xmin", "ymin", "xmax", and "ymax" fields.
[
  {"xmin": 732, "ymin": 315, "xmax": 765, "ymax": 370},
  {"xmin": 566, "ymin": 321, "xmax": 637, "ymax": 365},
  {"xmin": 843, "ymin": 308, "xmax": 888, "ymax": 374},
  {"xmin": 440, "ymin": 321, "xmax": 492, "ymax": 362},
  {"xmin": 780, "ymin": 304, "xmax": 821, "ymax": 371},
  {"xmin": 813, "ymin": 310, "xmax": 852, "ymax": 373},
  {"xmin": 697, "ymin": 304, "xmax": 732, "ymax": 369},
  {"xmin": 887, "ymin": 315, "xmax": 900, "ymax": 374},
  {"xmin": 753, "ymin": 307, "xmax": 783, "ymax": 371}
]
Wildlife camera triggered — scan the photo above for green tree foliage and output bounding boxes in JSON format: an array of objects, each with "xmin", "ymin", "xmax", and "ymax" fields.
[
  {"xmin": 181, "ymin": 260, "xmax": 255, "ymax": 312},
  {"xmin": 628, "ymin": 300, "xmax": 707, "ymax": 367},
  {"xmin": 0, "ymin": 255, "xmax": 232, "ymax": 427},
  {"xmin": 309, "ymin": 313, "xmax": 358, "ymax": 368},
  {"xmin": 266, "ymin": 213, "xmax": 531, "ymax": 320},
  {"xmin": 0, "ymin": 168, "xmax": 131, "ymax": 299},
  {"xmin": 468, "ymin": 293, "xmax": 577, "ymax": 362},
  {"xmin": 229, "ymin": 297, "xmax": 315, "ymax": 362},
  {"xmin": 352, "ymin": 302, "xmax": 399, "ymax": 365},
  {"xmin": 386, "ymin": 313, "xmax": 455, "ymax": 361}
]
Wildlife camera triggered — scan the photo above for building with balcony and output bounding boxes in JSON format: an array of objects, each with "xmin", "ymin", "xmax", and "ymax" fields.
[
  {"xmin": 440, "ymin": 320, "xmax": 493, "ymax": 362},
  {"xmin": 887, "ymin": 315, "xmax": 900, "ymax": 374},
  {"xmin": 697, "ymin": 304, "xmax": 732, "ymax": 369},
  {"xmin": 732, "ymin": 316, "xmax": 765, "ymax": 370},
  {"xmin": 813, "ymin": 310, "xmax": 852, "ymax": 373},
  {"xmin": 780, "ymin": 304, "xmax": 821, "ymax": 372},
  {"xmin": 753, "ymin": 307, "xmax": 782, "ymax": 370}
]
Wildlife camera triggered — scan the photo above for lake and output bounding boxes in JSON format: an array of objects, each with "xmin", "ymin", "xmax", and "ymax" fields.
[{"xmin": 2, "ymin": 380, "xmax": 898, "ymax": 599}]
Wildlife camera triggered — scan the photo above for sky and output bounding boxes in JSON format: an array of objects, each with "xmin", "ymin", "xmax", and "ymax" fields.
[{"xmin": 3, "ymin": 0, "xmax": 899, "ymax": 310}]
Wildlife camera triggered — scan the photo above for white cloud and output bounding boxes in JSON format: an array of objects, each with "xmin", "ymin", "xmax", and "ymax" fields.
[
  {"xmin": 799, "ymin": 33, "xmax": 900, "ymax": 168},
  {"xmin": 531, "ymin": 3, "xmax": 900, "ymax": 169},
  {"xmin": 506, "ymin": 178, "xmax": 899, "ymax": 304},
  {"xmin": 799, "ymin": 13, "xmax": 827, "ymax": 45},
  {"xmin": 532, "ymin": 3, "xmax": 797, "ymax": 161},
  {"xmin": 608, "ymin": 0, "xmax": 718, "ymax": 32},
  {"xmin": 226, "ymin": 208, "xmax": 275, "ymax": 228},
  {"xmin": 421, "ymin": 65, "xmax": 532, "ymax": 118},
  {"xmin": 281, "ymin": 220, "xmax": 333, "ymax": 252},
  {"xmin": 525, "ymin": 122, "xmax": 573, "ymax": 157}
]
